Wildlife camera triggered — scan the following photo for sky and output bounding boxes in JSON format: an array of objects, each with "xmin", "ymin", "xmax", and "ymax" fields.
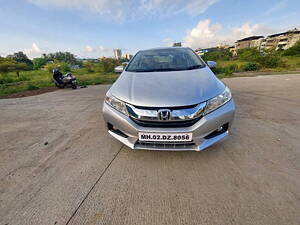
[{"xmin": 0, "ymin": 0, "xmax": 299, "ymax": 58}]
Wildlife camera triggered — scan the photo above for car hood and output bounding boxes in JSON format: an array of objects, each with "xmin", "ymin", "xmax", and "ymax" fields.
[{"xmin": 109, "ymin": 67, "xmax": 225, "ymax": 107}]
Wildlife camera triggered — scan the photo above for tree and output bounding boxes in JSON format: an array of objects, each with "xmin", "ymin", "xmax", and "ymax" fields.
[
  {"xmin": 32, "ymin": 57, "xmax": 48, "ymax": 70},
  {"xmin": 0, "ymin": 57, "xmax": 13, "ymax": 74},
  {"xmin": 99, "ymin": 58, "xmax": 121, "ymax": 73},
  {"xmin": 0, "ymin": 57, "xmax": 27, "ymax": 76},
  {"xmin": 44, "ymin": 61, "xmax": 70, "ymax": 73},
  {"xmin": 13, "ymin": 63, "xmax": 27, "ymax": 77},
  {"xmin": 7, "ymin": 51, "xmax": 33, "ymax": 69},
  {"xmin": 46, "ymin": 52, "xmax": 78, "ymax": 65}
]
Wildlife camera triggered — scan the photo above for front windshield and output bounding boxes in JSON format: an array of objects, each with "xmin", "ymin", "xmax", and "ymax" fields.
[{"xmin": 126, "ymin": 48, "xmax": 206, "ymax": 72}]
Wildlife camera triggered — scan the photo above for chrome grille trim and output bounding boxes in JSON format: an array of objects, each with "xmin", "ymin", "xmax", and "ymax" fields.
[{"xmin": 126, "ymin": 102, "xmax": 206, "ymax": 122}]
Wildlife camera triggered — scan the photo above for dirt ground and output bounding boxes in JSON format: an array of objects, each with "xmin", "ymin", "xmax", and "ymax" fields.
[
  {"xmin": 0, "ymin": 74, "xmax": 299, "ymax": 225},
  {"xmin": 0, "ymin": 87, "xmax": 58, "ymax": 99}
]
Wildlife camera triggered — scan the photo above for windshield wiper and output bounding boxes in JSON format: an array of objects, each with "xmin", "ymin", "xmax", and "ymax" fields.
[
  {"xmin": 129, "ymin": 68, "xmax": 176, "ymax": 72},
  {"xmin": 185, "ymin": 65, "xmax": 204, "ymax": 70},
  {"xmin": 128, "ymin": 65, "xmax": 204, "ymax": 72}
]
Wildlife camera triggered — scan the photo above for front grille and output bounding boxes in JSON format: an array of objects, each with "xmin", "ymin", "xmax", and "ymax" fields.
[{"xmin": 131, "ymin": 117, "xmax": 201, "ymax": 128}]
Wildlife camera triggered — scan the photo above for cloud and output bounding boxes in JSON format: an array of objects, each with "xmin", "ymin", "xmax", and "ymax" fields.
[
  {"xmin": 265, "ymin": 0, "xmax": 288, "ymax": 15},
  {"xmin": 85, "ymin": 45, "xmax": 95, "ymax": 53},
  {"xmin": 26, "ymin": 0, "xmax": 219, "ymax": 20},
  {"xmin": 139, "ymin": 0, "xmax": 219, "ymax": 16},
  {"xmin": 24, "ymin": 43, "xmax": 42, "ymax": 58},
  {"xmin": 81, "ymin": 45, "xmax": 114, "ymax": 58},
  {"xmin": 183, "ymin": 19, "xmax": 279, "ymax": 49}
]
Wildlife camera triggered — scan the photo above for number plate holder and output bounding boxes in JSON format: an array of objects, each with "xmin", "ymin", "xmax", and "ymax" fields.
[{"xmin": 138, "ymin": 133, "xmax": 193, "ymax": 142}]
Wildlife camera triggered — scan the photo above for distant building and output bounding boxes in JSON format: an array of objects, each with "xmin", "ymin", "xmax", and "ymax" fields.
[
  {"xmin": 173, "ymin": 42, "xmax": 182, "ymax": 47},
  {"xmin": 215, "ymin": 44, "xmax": 237, "ymax": 55},
  {"xmin": 235, "ymin": 36, "xmax": 264, "ymax": 51},
  {"xmin": 228, "ymin": 46, "xmax": 236, "ymax": 54},
  {"xmin": 123, "ymin": 53, "xmax": 133, "ymax": 61},
  {"xmin": 234, "ymin": 28, "xmax": 300, "ymax": 52},
  {"xmin": 193, "ymin": 28, "xmax": 300, "ymax": 57},
  {"xmin": 113, "ymin": 49, "xmax": 122, "ymax": 59},
  {"xmin": 216, "ymin": 44, "xmax": 230, "ymax": 49},
  {"xmin": 262, "ymin": 28, "xmax": 300, "ymax": 50}
]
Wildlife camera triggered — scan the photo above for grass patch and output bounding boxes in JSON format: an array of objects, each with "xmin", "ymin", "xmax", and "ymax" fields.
[
  {"xmin": 0, "ymin": 69, "xmax": 119, "ymax": 97},
  {"xmin": 214, "ymin": 56, "xmax": 300, "ymax": 77},
  {"xmin": 27, "ymin": 83, "xmax": 39, "ymax": 90}
]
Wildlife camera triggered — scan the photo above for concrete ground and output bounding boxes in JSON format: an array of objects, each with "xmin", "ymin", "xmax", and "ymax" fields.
[{"xmin": 0, "ymin": 74, "xmax": 299, "ymax": 225}]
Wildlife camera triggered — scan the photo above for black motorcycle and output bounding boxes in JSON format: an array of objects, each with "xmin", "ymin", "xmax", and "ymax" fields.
[{"xmin": 53, "ymin": 71, "xmax": 77, "ymax": 89}]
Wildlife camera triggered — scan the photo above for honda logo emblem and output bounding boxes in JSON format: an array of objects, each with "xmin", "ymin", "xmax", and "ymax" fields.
[{"xmin": 158, "ymin": 109, "xmax": 171, "ymax": 121}]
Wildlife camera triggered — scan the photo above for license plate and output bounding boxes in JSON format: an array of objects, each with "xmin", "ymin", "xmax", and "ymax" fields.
[{"xmin": 138, "ymin": 133, "xmax": 192, "ymax": 142}]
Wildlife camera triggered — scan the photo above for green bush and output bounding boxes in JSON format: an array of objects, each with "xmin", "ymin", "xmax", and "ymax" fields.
[
  {"xmin": 0, "ymin": 76, "xmax": 14, "ymax": 84},
  {"xmin": 18, "ymin": 76, "xmax": 30, "ymax": 81},
  {"xmin": 212, "ymin": 64, "xmax": 238, "ymax": 75},
  {"xmin": 237, "ymin": 48, "xmax": 285, "ymax": 69},
  {"xmin": 241, "ymin": 62, "xmax": 261, "ymax": 71},
  {"xmin": 259, "ymin": 55, "xmax": 284, "ymax": 68},
  {"xmin": 228, "ymin": 64, "xmax": 238, "ymax": 71},
  {"xmin": 202, "ymin": 48, "xmax": 233, "ymax": 61},
  {"xmin": 211, "ymin": 67, "xmax": 223, "ymax": 74},
  {"xmin": 83, "ymin": 61, "xmax": 95, "ymax": 72},
  {"xmin": 27, "ymin": 83, "xmax": 39, "ymax": 90},
  {"xmin": 100, "ymin": 58, "xmax": 121, "ymax": 73},
  {"xmin": 61, "ymin": 62, "xmax": 71, "ymax": 73},
  {"xmin": 237, "ymin": 48, "xmax": 262, "ymax": 62},
  {"xmin": 283, "ymin": 41, "xmax": 300, "ymax": 56}
]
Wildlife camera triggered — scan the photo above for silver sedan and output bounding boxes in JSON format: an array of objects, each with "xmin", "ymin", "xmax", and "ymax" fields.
[{"xmin": 103, "ymin": 47, "xmax": 235, "ymax": 151}]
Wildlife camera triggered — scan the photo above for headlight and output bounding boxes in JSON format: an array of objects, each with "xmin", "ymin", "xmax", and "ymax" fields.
[
  {"xmin": 203, "ymin": 86, "xmax": 232, "ymax": 115},
  {"xmin": 105, "ymin": 92, "xmax": 129, "ymax": 116}
]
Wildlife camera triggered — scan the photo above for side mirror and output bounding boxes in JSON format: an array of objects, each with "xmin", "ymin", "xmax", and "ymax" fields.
[
  {"xmin": 207, "ymin": 61, "xmax": 217, "ymax": 69},
  {"xmin": 114, "ymin": 65, "xmax": 124, "ymax": 73}
]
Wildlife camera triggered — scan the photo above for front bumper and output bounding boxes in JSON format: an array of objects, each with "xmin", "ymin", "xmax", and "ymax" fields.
[{"xmin": 102, "ymin": 100, "xmax": 235, "ymax": 151}]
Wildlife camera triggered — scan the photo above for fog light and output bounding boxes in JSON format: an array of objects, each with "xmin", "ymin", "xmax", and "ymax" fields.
[
  {"xmin": 217, "ymin": 126, "xmax": 223, "ymax": 132},
  {"xmin": 107, "ymin": 123, "xmax": 128, "ymax": 138},
  {"xmin": 204, "ymin": 123, "xmax": 229, "ymax": 139}
]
